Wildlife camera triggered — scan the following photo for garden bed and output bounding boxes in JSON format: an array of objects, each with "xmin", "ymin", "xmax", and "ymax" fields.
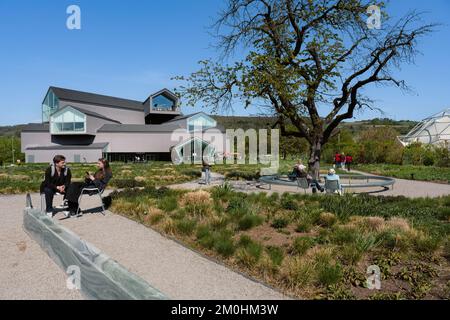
[{"xmin": 108, "ymin": 185, "xmax": 450, "ymax": 300}]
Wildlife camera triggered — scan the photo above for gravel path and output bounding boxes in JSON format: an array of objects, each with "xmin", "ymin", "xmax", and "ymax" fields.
[
  {"xmin": 0, "ymin": 193, "xmax": 82, "ymax": 300},
  {"xmin": 1, "ymin": 192, "xmax": 287, "ymax": 300}
]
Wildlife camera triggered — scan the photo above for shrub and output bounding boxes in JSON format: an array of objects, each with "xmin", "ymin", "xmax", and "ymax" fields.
[
  {"xmin": 292, "ymin": 237, "xmax": 315, "ymax": 255},
  {"xmin": 317, "ymin": 262, "xmax": 343, "ymax": 287},
  {"xmin": 175, "ymin": 219, "xmax": 197, "ymax": 236},
  {"xmin": 271, "ymin": 217, "xmax": 289, "ymax": 229},
  {"xmin": 317, "ymin": 212, "xmax": 337, "ymax": 227},
  {"xmin": 238, "ymin": 235, "xmax": 253, "ymax": 247},
  {"xmin": 414, "ymin": 235, "xmax": 441, "ymax": 253},
  {"xmin": 111, "ymin": 179, "xmax": 145, "ymax": 189},
  {"xmin": 238, "ymin": 214, "xmax": 263, "ymax": 230},
  {"xmin": 339, "ymin": 245, "xmax": 363, "ymax": 265},
  {"xmin": 237, "ymin": 241, "xmax": 263, "ymax": 267},
  {"xmin": 330, "ymin": 226, "xmax": 358, "ymax": 244},
  {"xmin": 213, "ymin": 231, "xmax": 236, "ymax": 257},
  {"xmin": 226, "ymin": 197, "xmax": 251, "ymax": 218},
  {"xmin": 180, "ymin": 190, "xmax": 213, "ymax": 218},
  {"xmin": 295, "ymin": 221, "xmax": 312, "ymax": 233},
  {"xmin": 196, "ymin": 226, "xmax": 215, "ymax": 249},
  {"xmin": 266, "ymin": 246, "xmax": 285, "ymax": 266},
  {"xmin": 158, "ymin": 195, "xmax": 178, "ymax": 212},
  {"xmin": 280, "ymin": 257, "xmax": 315, "ymax": 288},
  {"xmin": 280, "ymin": 196, "xmax": 299, "ymax": 211}
]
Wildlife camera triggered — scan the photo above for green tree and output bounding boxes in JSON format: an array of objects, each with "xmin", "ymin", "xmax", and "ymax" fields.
[{"xmin": 175, "ymin": 0, "xmax": 434, "ymax": 178}]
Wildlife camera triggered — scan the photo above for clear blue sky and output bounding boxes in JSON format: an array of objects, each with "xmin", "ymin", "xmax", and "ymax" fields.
[{"xmin": 0, "ymin": 0, "xmax": 449, "ymax": 125}]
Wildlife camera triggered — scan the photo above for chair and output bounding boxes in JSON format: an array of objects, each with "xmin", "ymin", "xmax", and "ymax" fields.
[
  {"xmin": 296, "ymin": 178, "xmax": 309, "ymax": 194},
  {"xmin": 40, "ymin": 192, "xmax": 67, "ymax": 212},
  {"xmin": 325, "ymin": 179, "xmax": 343, "ymax": 195},
  {"xmin": 75, "ymin": 187, "xmax": 105, "ymax": 217}
]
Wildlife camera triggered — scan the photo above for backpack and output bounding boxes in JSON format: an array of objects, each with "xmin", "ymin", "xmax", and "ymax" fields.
[{"xmin": 50, "ymin": 164, "xmax": 69, "ymax": 177}]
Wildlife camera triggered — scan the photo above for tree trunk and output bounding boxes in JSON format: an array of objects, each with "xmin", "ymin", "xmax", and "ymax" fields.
[{"xmin": 308, "ymin": 138, "xmax": 322, "ymax": 180}]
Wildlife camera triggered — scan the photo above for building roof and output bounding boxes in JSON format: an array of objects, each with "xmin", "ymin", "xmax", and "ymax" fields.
[
  {"xmin": 49, "ymin": 86, "xmax": 144, "ymax": 111},
  {"xmin": 165, "ymin": 112, "xmax": 204, "ymax": 123},
  {"xmin": 97, "ymin": 123, "xmax": 186, "ymax": 133},
  {"xmin": 25, "ymin": 142, "xmax": 109, "ymax": 150},
  {"xmin": 60, "ymin": 105, "xmax": 122, "ymax": 124},
  {"xmin": 22, "ymin": 123, "xmax": 50, "ymax": 132}
]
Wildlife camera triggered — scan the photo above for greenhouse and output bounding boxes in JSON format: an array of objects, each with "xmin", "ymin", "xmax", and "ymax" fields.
[{"xmin": 398, "ymin": 108, "xmax": 450, "ymax": 149}]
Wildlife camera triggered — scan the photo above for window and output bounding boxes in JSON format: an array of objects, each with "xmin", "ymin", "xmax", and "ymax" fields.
[
  {"xmin": 27, "ymin": 155, "xmax": 35, "ymax": 163},
  {"xmin": 188, "ymin": 114, "xmax": 216, "ymax": 132},
  {"xmin": 74, "ymin": 154, "xmax": 81, "ymax": 162},
  {"xmin": 50, "ymin": 107, "xmax": 86, "ymax": 134},
  {"xmin": 152, "ymin": 94, "xmax": 175, "ymax": 111},
  {"xmin": 42, "ymin": 90, "xmax": 59, "ymax": 122}
]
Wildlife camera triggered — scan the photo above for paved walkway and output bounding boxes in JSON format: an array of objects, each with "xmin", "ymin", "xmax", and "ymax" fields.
[{"xmin": 1, "ymin": 192, "xmax": 287, "ymax": 300}]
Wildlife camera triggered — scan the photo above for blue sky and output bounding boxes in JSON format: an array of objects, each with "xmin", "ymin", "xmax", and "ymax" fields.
[{"xmin": 0, "ymin": 0, "xmax": 449, "ymax": 125}]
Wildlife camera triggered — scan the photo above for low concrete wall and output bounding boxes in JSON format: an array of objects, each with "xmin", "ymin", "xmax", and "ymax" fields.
[{"xmin": 23, "ymin": 195, "xmax": 168, "ymax": 300}]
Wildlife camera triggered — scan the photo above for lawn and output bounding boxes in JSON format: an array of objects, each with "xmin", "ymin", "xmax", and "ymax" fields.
[
  {"xmin": 0, "ymin": 160, "xmax": 348, "ymax": 194},
  {"xmin": 356, "ymin": 164, "xmax": 450, "ymax": 183},
  {"xmin": 0, "ymin": 162, "xmax": 201, "ymax": 194},
  {"xmin": 109, "ymin": 185, "xmax": 450, "ymax": 300}
]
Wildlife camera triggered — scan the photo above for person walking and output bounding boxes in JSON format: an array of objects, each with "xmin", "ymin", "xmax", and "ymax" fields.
[
  {"xmin": 334, "ymin": 152, "xmax": 341, "ymax": 168},
  {"xmin": 202, "ymin": 158, "xmax": 211, "ymax": 185},
  {"xmin": 345, "ymin": 154, "xmax": 353, "ymax": 172},
  {"xmin": 40, "ymin": 155, "xmax": 72, "ymax": 217}
]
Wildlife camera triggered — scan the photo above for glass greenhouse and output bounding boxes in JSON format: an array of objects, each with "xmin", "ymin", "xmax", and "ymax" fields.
[{"xmin": 398, "ymin": 108, "xmax": 450, "ymax": 149}]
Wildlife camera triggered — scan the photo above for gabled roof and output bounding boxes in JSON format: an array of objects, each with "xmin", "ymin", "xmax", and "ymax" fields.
[
  {"xmin": 49, "ymin": 86, "xmax": 144, "ymax": 111},
  {"xmin": 58, "ymin": 105, "xmax": 122, "ymax": 124},
  {"xmin": 143, "ymin": 88, "xmax": 178, "ymax": 105},
  {"xmin": 165, "ymin": 112, "xmax": 204, "ymax": 123}
]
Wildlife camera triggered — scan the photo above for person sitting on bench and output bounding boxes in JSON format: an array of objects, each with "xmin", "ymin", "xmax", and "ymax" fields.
[
  {"xmin": 40, "ymin": 155, "xmax": 72, "ymax": 217},
  {"xmin": 64, "ymin": 158, "xmax": 112, "ymax": 217}
]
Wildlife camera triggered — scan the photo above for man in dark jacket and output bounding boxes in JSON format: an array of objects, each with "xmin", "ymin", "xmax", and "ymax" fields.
[{"xmin": 40, "ymin": 155, "xmax": 71, "ymax": 217}]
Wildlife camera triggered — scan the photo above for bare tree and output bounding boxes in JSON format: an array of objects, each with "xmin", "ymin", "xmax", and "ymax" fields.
[{"xmin": 174, "ymin": 0, "xmax": 435, "ymax": 178}]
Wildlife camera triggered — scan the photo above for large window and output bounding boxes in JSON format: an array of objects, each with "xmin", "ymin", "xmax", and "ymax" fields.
[
  {"xmin": 50, "ymin": 107, "xmax": 86, "ymax": 134},
  {"xmin": 152, "ymin": 94, "xmax": 175, "ymax": 111},
  {"xmin": 188, "ymin": 114, "xmax": 216, "ymax": 132},
  {"xmin": 42, "ymin": 90, "xmax": 59, "ymax": 122}
]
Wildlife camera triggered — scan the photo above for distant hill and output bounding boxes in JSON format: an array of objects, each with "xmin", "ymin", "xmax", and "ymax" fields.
[
  {"xmin": 0, "ymin": 117, "xmax": 417, "ymax": 137},
  {"xmin": 0, "ymin": 124, "xmax": 26, "ymax": 137}
]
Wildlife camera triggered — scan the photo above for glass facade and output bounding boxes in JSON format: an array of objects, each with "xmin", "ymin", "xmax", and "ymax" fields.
[
  {"xmin": 188, "ymin": 115, "xmax": 216, "ymax": 132},
  {"xmin": 42, "ymin": 90, "xmax": 59, "ymax": 122},
  {"xmin": 152, "ymin": 94, "xmax": 175, "ymax": 111},
  {"xmin": 50, "ymin": 107, "xmax": 86, "ymax": 134}
]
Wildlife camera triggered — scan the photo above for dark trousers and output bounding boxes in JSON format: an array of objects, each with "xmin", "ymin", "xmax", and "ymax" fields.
[
  {"xmin": 346, "ymin": 163, "xmax": 351, "ymax": 171},
  {"xmin": 43, "ymin": 187, "xmax": 56, "ymax": 212},
  {"xmin": 310, "ymin": 179, "xmax": 324, "ymax": 193},
  {"xmin": 66, "ymin": 182, "xmax": 87, "ymax": 211}
]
